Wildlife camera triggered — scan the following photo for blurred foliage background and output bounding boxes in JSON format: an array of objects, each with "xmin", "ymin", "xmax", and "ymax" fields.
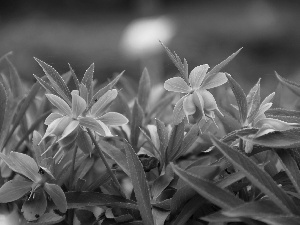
[{"xmin": 1, "ymin": 0, "xmax": 300, "ymax": 98}]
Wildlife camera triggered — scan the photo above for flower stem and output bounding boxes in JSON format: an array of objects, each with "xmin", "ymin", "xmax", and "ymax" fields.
[
  {"xmin": 87, "ymin": 128, "xmax": 122, "ymax": 194},
  {"xmin": 69, "ymin": 146, "xmax": 78, "ymax": 190}
]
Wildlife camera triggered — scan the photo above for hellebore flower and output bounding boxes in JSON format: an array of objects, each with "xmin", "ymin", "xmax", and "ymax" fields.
[
  {"xmin": 242, "ymin": 92, "xmax": 300, "ymax": 153},
  {"xmin": 0, "ymin": 152, "xmax": 66, "ymax": 221},
  {"xmin": 42, "ymin": 89, "xmax": 128, "ymax": 147},
  {"xmin": 164, "ymin": 64, "xmax": 227, "ymax": 124}
]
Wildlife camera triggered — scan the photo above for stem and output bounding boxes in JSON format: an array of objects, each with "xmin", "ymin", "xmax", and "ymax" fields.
[
  {"xmin": 239, "ymin": 138, "xmax": 244, "ymax": 151},
  {"xmin": 87, "ymin": 128, "xmax": 122, "ymax": 193}
]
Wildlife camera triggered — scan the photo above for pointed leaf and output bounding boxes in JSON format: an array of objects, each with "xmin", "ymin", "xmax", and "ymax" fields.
[
  {"xmin": 130, "ymin": 100, "xmax": 144, "ymax": 149},
  {"xmin": 172, "ymin": 95, "xmax": 186, "ymax": 125},
  {"xmin": 33, "ymin": 74, "xmax": 59, "ymax": 96},
  {"xmin": 171, "ymin": 163, "xmax": 243, "ymax": 209},
  {"xmin": 151, "ymin": 165, "xmax": 174, "ymax": 199},
  {"xmin": 0, "ymin": 180, "xmax": 32, "ymax": 203},
  {"xmin": 226, "ymin": 74, "xmax": 247, "ymax": 124},
  {"xmin": 164, "ymin": 77, "xmax": 190, "ymax": 93},
  {"xmin": 90, "ymin": 89, "xmax": 118, "ymax": 118},
  {"xmin": 68, "ymin": 64, "xmax": 80, "ymax": 90},
  {"xmin": 155, "ymin": 119, "xmax": 169, "ymax": 162},
  {"xmin": 99, "ymin": 112, "xmax": 128, "ymax": 126},
  {"xmin": 167, "ymin": 121, "xmax": 185, "ymax": 162},
  {"xmin": 138, "ymin": 68, "xmax": 151, "ymax": 111},
  {"xmin": 46, "ymin": 94, "xmax": 72, "ymax": 116},
  {"xmin": 201, "ymin": 72, "xmax": 228, "ymax": 90},
  {"xmin": 82, "ymin": 63, "xmax": 94, "ymax": 103},
  {"xmin": 160, "ymin": 41, "xmax": 188, "ymax": 82},
  {"xmin": 124, "ymin": 142, "xmax": 154, "ymax": 225},
  {"xmin": 88, "ymin": 71, "xmax": 124, "ymax": 110},
  {"xmin": 210, "ymin": 135, "xmax": 299, "ymax": 214},
  {"xmin": 5, "ymin": 57, "xmax": 24, "ymax": 98},
  {"xmin": 276, "ymin": 72, "xmax": 300, "ymax": 97},
  {"xmin": 35, "ymin": 58, "xmax": 72, "ymax": 104},
  {"xmin": 44, "ymin": 183, "xmax": 67, "ymax": 213},
  {"xmin": 247, "ymin": 79, "xmax": 261, "ymax": 121}
]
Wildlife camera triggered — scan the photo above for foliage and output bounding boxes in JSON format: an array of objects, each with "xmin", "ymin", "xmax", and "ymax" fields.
[{"xmin": 0, "ymin": 44, "xmax": 300, "ymax": 225}]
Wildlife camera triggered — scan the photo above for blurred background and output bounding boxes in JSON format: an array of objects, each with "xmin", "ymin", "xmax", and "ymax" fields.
[{"xmin": 1, "ymin": 0, "xmax": 300, "ymax": 98}]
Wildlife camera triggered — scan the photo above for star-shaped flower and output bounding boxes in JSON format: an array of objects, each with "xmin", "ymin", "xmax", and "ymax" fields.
[
  {"xmin": 42, "ymin": 89, "xmax": 128, "ymax": 147},
  {"xmin": 0, "ymin": 152, "xmax": 66, "ymax": 221},
  {"xmin": 164, "ymin": 64, "xmax": 227, "ymax": 124}
]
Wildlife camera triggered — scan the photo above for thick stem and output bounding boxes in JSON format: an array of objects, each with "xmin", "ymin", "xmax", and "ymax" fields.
[{"xmin": 87, "ymin": 128, "xmax": 122, "ymax": 193}]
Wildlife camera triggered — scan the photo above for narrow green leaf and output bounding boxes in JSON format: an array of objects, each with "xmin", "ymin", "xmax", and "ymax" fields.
[
  {"xmin": 33, "ymin": 74, "xmax": 59, "ymax": 96},
  {"xmin": 0, "ymin": 180, "xmax": 32, "ymax": 203},
  {"xmin": 151, "ymin": 165, "xmax": 174, "ymax": 199},
  {"xmin": 247, "ymin": 78, "xmax": 261, "ymax": 121},
  {"xmin": 124, "ymin": 142, "xmax": 154, "ymax": 225},
  {"xmin": 66, "ymin": 191, "xmax": 138, "ymax": 209},
  {"xmin": 76, "ymin": 128, "xmax": 93, "ymax": 155},
  {"xmin": 138, "ymin": 68, "xmax": 151, "ymax": 111},
  {"xmin": 167, "ymin": 121, "xmax": 184, "ymax": 162},
  {"xmin": 276, "ymin": 72, "xmax": 300, "ymax": 97},
  {"xmin": 68, "ymin": 64, "xmax": 80, "ymax": 90},
  {"xmin": 240, "ymin": 128, "xmax": 300, "ymax": 149},
  {"xmin": 34, "ymin": 58, "xmax": 72, "ymax": 105},
  {"xmin": 205, "ymin": 48, "xmax": 242, "ymax": 80},
  {"xmin": 43, "ymin": 183, "xmax": 67, "ymax": 213},
  {"xmin": 266, "ymin": 108, "xmax": 300, "ymax": 123},
  {"xmin": 0, "ymin": 81, "xmax": 7, "ymax": 136},
  {"xmin": 81, "ymin": 63, "xmax": 94, "ymax": 103},
  {"xmin": 174, "ymin": 123, "xmax": 200, "ymax": 161},
  {"xmin": 171, "ymin": 163, "xmax": 244, "ymax": 209},
  {"xmin": 74, "ymin": 157, "xmax": 94, "ymax": 182},
  {"xmin": 88, "ymin": 71, "xmax": 124, "ymax": 110},
  {"xmin": 160, "ymin": 41, "xmax": 188, "ymax": 82},
  {"xmin": 277, "ymin": 150, "xmax": 300, "ymax": 194},
  {"xmin": 210, "ymin": 135, "xmax": 299, "ymax": 214},
  {"xmin": 5, "ymin": 57, "xmax": 24, "ymax": 98},
  {"xmin": 226, "ymin": 74, "xmax": 247, "ymax": 124},
  {"xmin": 155, "ymin": 119, "xmax": 169, "ymax": 163},
  {"xmin": 218, "ymin": 108, "xmax": 241, "ymax": 133},
  {"xmin": 130, "ymin": 100, "xmax": 144, "ymax": 150}
]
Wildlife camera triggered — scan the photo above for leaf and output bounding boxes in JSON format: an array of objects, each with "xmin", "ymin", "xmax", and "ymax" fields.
[
  {"xmin": 0, "ymin": 180, "xmax": 32, "ymax": 203},
  {"xmin": 88, "ymin": 71, "xmax": 124, "ymax": 110},
  {"xmin": 99, "ymin": 139, "xmax": 130, "ymax": 176},
  {"xmin": 247, "ymin": 78, "xmax": 261, "ymax": 121},
  {"xmin": 124, "ymin": 142, "xmax": 154, "ymax": 225},
  {"xmin": 79, "ymin": 117, "xmax": 106, "ymax": 136},
  {"xmin": 66, "ymin": 191, "xmax": 138, "ymax": 209},
  {"xmin": 76, "ymin": 128, "xmax": 93, "ymax": 155},
  {"xmin": 171, "ymin": 163, "xmax": 243, "ymax": 209},
  {"xmin": 90, "ymin": 89, "xmax": 118, "ymax": 118},
  {"xmin": 130, "ymin": 100, "xmax": 144, "ymax": 150},
  {"xmin": 81, "ymin": 63, "xmax": 94, "ymax": 103},
  {"xmin": 0, "ymin": 81, "xmax": 7, "ymax": 136},
  {"xmin": 277, "ymin": 150, "xmax": 300, "ymax": 194},
  {"xmin": 151, "ymin": 165, "xmax": 174, "ymax": 199},
  {"xmin": 173, "ymin": 95, "xmax": 186, "ymax": 125},
  {"xmin": 174, "ymin": 123, "xmax": 200, "ymax": 161},
  {"xmin": 210, "ymin": 135, "xmax": 299, "ymax": 214},
  {"xmin": 43, "ymin": 183, "xmax": 67, "ymax": 213},
  {"xmin": 152, "ymin": 207, "xmax": 170, "ymax": 225},
  {"xmin": 160, "ymin": 41, "xmax": 188, "ymax": 82},
  {"xmin": 33, "ymin": 74, "xmax": 59, "ymax": 96},
  {"xmin": 155, "ymin": 119, "xmax": 169, "ymax": 162},
  {"xmin": 266, "ymin": 108, "xmax": 300, "ymax": 123},
  {"xmin": 74, "ymin": 156, "xmax": 94, "ymax": 182},
  {"xmin": 205, "ymin": 48, "xmax": 242, "ymax": 79},
  {"xmin": 217, "ymin": 108, "xmax": 241, "ymax": 133},
  {"xmin": 46, "ymin": 94, "xmax": 72, "ymax": 116},
  {"xmin": 35, "ymin": 58, "xmax": 72, "ymax": 105},
  {"xmin": 148, "ymin": 92, "xmax": 175, "ymax": 119},
  {"xmin": 71, "ymin": 91, "xmax": 86, "ymax": 118},
  {"xmin": 26, "ymin": 210, "xmax": 65, "ymax": 225},
  {"xmin": 138, "ymin": 68, "xmax": 151, "ymax": 111},
  {"xmin": 226, "ymin": 74, "xmax": 247, "ymax": 124},
  {"xmin": 68, "ymin": 64, "xmax": 80, "ymax": 90},
  {"xmin": 5, "ymin": 57, "xmax": 24, "ymax": 98},
  {"xmin": 276, "ymin": 72, "xmax": 300, "ymax": 97},
  {"xmin": 167, "ymin": 121, "xmax": 184, "ymax": 163},
  {"xmin": 99, "ymin": 112, "xmax": 129, "ymax": 126},
  {"xmin": 240, "ymin": 128, "xmax": 300, "ymax": 149},
  {"xmin": 22, "ymin": 188, "xmax": 47, "ymax": 221}
]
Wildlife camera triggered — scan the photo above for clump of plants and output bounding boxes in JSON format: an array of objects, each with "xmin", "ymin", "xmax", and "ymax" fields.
[{"xmin": 0, "ymin": 44, "xmax": 300, "ymax": 225}]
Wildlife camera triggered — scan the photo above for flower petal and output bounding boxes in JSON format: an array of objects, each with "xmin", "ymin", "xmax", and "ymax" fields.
[
  {"xmin": 164, "ymin": 77, "xmax": 191, "ymax": 93},
  {"xmin": 43, "ymin": 183, "xmax": 67, "ymax": 213},
  {"xmin": 71, "ymin": 91, "xmax": 86, "ymax": 118},
  {"xmin": 79, "ymin": 84, "xmax": 88, "ymax": 103},
  {"xmin": 0, "ymin": 152, "xmax": 40, "ymax": 182},
  {"xmin": 58, "ymin": 120, "xmax": 79, "ymax": 142},
  {"xmin": 183, "ymin": 94, "xmax": 196, "ymax": 121},
  {"xmin": 79, "ymin": 117, "xmax": 106, "ymax": 136},
  {"xmin": 44, "ymin": 113, "xmax": 63, "ymax": 125},
  {"xmin": 189, "ymin": 64, "xmax": 210, "ymax": 89},
  {"xmin": 90, "ymin": 89, "xmax": 118, "ymax": 118},
  {"xmin": 42, "ymin": 116, "xmax": 72, "ymax": 141},
  {"xmin": 0, "ymin": 180, "xmax": 32, "ymax": 203},
  {"xmin": 21, "ymin": 188, "xmax": 47, "ymax": 221},
  {"xmin": 197, "ymin": 89, "xmax": 218, "ymax": 112},
  {"xmin": 201, "ymin": 72, "xmax": 228, "ymax": 90},
  {"xmin": 193, "ymin": 91, "xmax": 205, "ymax": 120},
  {"xmin": 97, "ymin": 120, "xmax": 113, "ymax": 136},
  {"xmin": 46, "ymin": 94, "xmax": 72, "ymax": 116},
  {"xmin": 172, "ymin": 95, "xmax": 187, "ymax": 125},
  {"xmin": 98, "ymin": 112, "xmax": 129, "ymax": 126}
]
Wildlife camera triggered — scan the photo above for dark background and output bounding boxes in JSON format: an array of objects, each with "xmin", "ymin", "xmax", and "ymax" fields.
[{"xmin": 1, "ymin": 0, "xmax": 300, "ymax": 98}]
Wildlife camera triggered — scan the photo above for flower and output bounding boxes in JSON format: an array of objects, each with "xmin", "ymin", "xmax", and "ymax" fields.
[
  {"xmin": 242, "ymin": 92, "xmax": 300, "ymax": 153},
  {"xmin": 164, "ymin": 64, "xmax": 227, "ymax": 124},
  {"xmin": 0, "ymin": 152, "xmax": 66, "ymax": 221},
  {"xmin": 42, "ymin": 89, "xmax": 128, "ymax": 147}
]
